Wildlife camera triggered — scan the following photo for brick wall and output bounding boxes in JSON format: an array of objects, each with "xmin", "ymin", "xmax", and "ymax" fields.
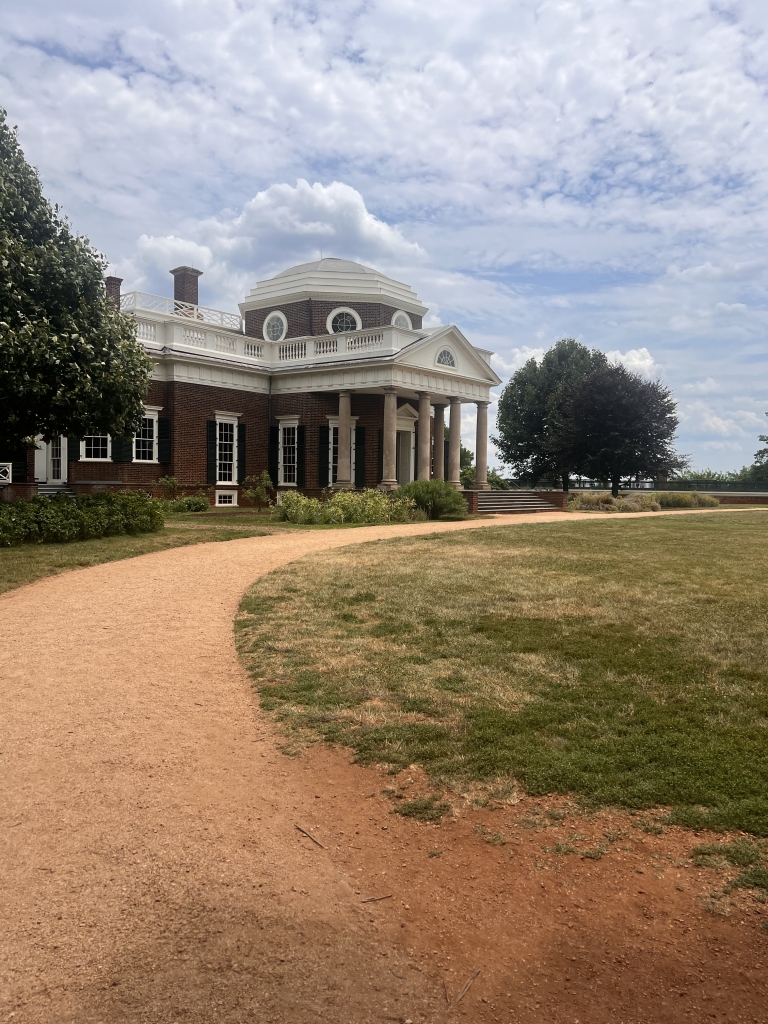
[
  {"xmin": 245, "ymin": 300, "xmax": 422, "ymax": 340},
  {"xmin": 273, "ymin": 392, "xmax": 385, "ymax": 489}
]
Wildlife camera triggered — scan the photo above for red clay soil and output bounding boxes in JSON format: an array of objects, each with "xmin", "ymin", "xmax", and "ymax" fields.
[{"xmin": 1, "ymin": 511, "xmax": 766, "ymax": 1024}]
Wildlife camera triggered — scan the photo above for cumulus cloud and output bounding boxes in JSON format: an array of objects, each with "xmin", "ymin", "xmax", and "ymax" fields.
[
  {"xmin": 4, "ymin": 0, "xmax": 768, "ymax": 469},
  {"xmin": 606, "ymin": 347, "xmax": 660, "ymax": 377}
]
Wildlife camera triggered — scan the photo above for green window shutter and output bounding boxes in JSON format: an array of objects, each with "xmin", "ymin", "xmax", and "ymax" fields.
[
  {"xmin": 378, "ymin": 428, "xmax": 383, "ymax": 484},
  {"xmin": 67, "ymin": 437, "xmax": 80, "ymax": 463},
  {"xmin": 157, "ymin": 419, "xmax": 171, "ymax": 463},
  {"xmin": 11, "ymin": 447, "xmax": 28, "ymax": 482},
  {"xmin": 111, "ymin": 437, "xmax": 133, "ymax": 463},
  {"xmin": 296, "ymin": 425, "xmax": 306, "ymax": 488},
  {"xmin": 237, "ymin": 423, "xmax": 247, "ymax": 484},
  {"xmin": 206, "ymin": 421, "xmax": 217, "ymax": 484},
  {"xmin": 354, "ymin": 426, "xmax": 366, "ymax": 488},
  {"xmin": 268, "ymin": 426, "xmax": 279, "ymax": 487},
  {"xmin": 318, "ymin": 425, "xmax": 330, "ymax": 488}
]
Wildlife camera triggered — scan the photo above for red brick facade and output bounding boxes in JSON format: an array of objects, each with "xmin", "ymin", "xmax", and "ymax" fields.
[{"xmin": 244, "ymin": 300, "xmax": 422, "ymax": 341}]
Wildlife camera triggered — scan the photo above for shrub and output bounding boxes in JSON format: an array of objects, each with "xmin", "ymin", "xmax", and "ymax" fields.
[
  {"xmin": 157, "ymin": 475, "xmax": 180, "ymax": 500},
  {"xmin": 0, "ymin": 491, "xmax": 165, "ymax": 547},
  {"xmin": 567, "ymin": 491, "xmax": 660, "ymax": 513},
  {"xmin": 274, "ymin": 488, "xmax": 415, "ymax": 525},
  {"xmin": 163, "ymin": 495, "xmax": 210, "ymax": 513},
  {"xmin": 655, "ymin": 491, "xmax": 719, "ymax": 508},
  {"xmin": 243, "ymin": 471, "xmax": 275, "ymax": 509},
  {"xmin": 394, "ymin": 479, "xmax": 468, "ymax": 520}
]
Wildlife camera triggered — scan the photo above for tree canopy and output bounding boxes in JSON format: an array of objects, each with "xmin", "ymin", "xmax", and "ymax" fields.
[
  {"xmin": 493, "ymin": 338, "xmax": 607, "ymax": 489},
  {"xmin": 0, "ymin": 109, "xmax": 150, "ymax": 452},
  {"xmin": 550, "ymin": 362, "xmax": 686, "ymax": 495}
]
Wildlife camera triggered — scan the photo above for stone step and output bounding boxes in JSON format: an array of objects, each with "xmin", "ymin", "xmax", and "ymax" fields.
[
  {"xmin": 37, "ymin": 483, "xmax": 76, "ymax": 498},
  {"xmin": 475, "ymin": 490, "xmax": 561, "ymax": 514}
]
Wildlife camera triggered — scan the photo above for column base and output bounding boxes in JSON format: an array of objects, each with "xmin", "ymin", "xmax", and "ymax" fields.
[
  {"xmin": 377, "ymin": 479, "xmax": 399, "ymax": 492},
  {"xmin": 448, "ymin": 479, "xmax": 463, "ymax": 490},
  {"xmin": 332, "ymin": 480, "xmax": 353, "ymax": 490},
  {"xmin": 473, "ymin": 482, "xmax": 491, "ymax": 491}
]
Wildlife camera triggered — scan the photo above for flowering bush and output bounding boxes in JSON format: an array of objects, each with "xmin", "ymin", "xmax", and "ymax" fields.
[{"xmin": 275, "ymin": 488, "xmax": 415, "ymax": 525}]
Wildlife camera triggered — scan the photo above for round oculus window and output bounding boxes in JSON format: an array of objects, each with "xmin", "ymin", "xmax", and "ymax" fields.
[
  {"xmin": 265, "ymin": 314, "xmax": 285, "ymax": 341},
  {"xmin": 331, "ymin": 311, "xmax": 357, "ymax": 333},
  {"xmin": 436, "ymin": 349, "xmax": 456, "ymax": 367}
]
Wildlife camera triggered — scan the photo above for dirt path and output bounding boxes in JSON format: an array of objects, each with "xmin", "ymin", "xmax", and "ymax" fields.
[{"xmin": 2, "ymin": 509, "xmax": 765, "ymax": 1024}]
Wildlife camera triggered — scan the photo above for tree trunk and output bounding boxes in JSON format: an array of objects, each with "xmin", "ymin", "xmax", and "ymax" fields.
[
  {"xmin": 561, "ymin": 473, "xmax": 570, "ymax": 493},
  {"xmin": 611, "ymin": 475, "xmax": 620, "ymax": 498}
]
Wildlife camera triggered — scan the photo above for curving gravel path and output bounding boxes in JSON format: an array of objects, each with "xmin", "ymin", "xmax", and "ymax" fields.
[{"xmin": 0, "ymin": 509, "xmax": 747, "ymax": 1023}]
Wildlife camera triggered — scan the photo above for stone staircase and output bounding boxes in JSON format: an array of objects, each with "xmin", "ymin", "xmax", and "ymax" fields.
[
  {"xmin": 475, "ymin": 490, "xmax": 562, "ymax": 515},
  {"xmin": 37, "ymin": 483, "xmax": 76, "ymax": 498}
]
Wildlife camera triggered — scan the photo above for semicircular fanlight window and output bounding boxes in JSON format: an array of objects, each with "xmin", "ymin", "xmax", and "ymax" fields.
[{"xmin": 436, "ymin": 349, "xmax": 456, "ymax": 367}]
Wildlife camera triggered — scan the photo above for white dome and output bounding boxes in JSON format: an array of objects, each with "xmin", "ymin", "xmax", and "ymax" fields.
[{"xmin": 241, "ymin": 257, "xmax": 427, "ymax": 316}]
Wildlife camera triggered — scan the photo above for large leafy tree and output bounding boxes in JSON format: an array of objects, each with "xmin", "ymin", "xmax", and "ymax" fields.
[
  {"xmin": 0, "ymin": 109, "xmax": 150, "ymax": 452},
  {"xmin": 551, "ymin": 363, "xmax": 687, "ymax": 496},
  {"xmin": 493, "ymin": 338, "xmax": 607, "ymax": 490}
]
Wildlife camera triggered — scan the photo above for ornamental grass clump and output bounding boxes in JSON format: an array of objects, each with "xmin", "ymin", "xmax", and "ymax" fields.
[
  {"xmin": 655, "ymin": 491, "xmax": 720, "ymax": 508},
  {"xmin": 567, "ymin": 491, "xmax": 660, "ymax": 513},
  {"xmin": 394, "ymin": 479, "xmax": 468, "ymax": 520},
  {"xmin": 0, "ymin": 491, "xmax": 165, "ymax": 547},
  {"xmin": 275, "ymin": 488, "xmax": 415, "ymax": 525}
]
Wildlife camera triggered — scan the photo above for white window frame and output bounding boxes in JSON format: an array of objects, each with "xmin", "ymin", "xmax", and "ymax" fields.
[
  {"xmin": 278, "ymin": 416, "xmax": 299, "ymax": 487},
  {"xmin": 215, "ymin": 489, "xmax": 238, "ymax": 506},
  {"xmin": 81, "ymin": 435, "xmax": 112, "ymax": 461},
  {"xmin": 216, "ymin": 415, "xmax": 238, "ymax": 485},
  {"xmin": 326, "ymin": 306, "xmax": 362, "ymax": 335},
  {"xmin": 133, "ymin": 408, "xmax": 160, "ymax": 463},
  {"xmin": 326, "ymin": 416, "xmax": 357, "ymax": 485},
  {"xmin": 262, "ymin": 310, "xmax": 287, "ymax": 343},
  {"xmin": 436, "ymin": 347, "xmax": 457, "ymax": 369},
  {"xmin": 391, "ymin": 309, "xmax": 412, "ymax": 330}
]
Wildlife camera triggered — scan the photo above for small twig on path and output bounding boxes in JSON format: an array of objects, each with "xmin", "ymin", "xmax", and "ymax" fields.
[
  {"xmin": 455, "ymin": 969, "xmax": 480, "ymax": 1004},
  {"xmin": 295, "ymin": 824, "xmax": 325, "ymax": 848},
  {"xmin": 443, "ymin": 978, "xmax": 451, "ymax": 1005},
  {"xmin": 361, "ymin": 893, "xmax": 393, "ymax": 903}
]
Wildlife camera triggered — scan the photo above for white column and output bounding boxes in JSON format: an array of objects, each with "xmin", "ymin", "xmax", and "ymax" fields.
[
  {"xmin": 379, "ymin": 388, "xmax": 399, "ymax": 491},
  {"xmin": 432, "ymin": 405, "xmax": 445, "ymax": 480},
  {"xmin": 334, "ymin": 391, "xmax": 352, "ymax": 488},
  {"xmin": 417, "ymin": 391, "xmax": 431, "ymax": 481},
  {"xmin": 447, "ymin": 398, "xmax": 462, "ymax": 489},
  {"xmin": 474, "ymin": 400, "xmax": 490, "ymax": 490}
]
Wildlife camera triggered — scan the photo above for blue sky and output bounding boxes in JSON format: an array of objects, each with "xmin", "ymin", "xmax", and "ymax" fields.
[{"xmin": 2, "ymin": 0, "xmax": 767, "ymax": 469}]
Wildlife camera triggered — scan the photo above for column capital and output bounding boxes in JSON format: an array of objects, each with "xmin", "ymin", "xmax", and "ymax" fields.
[
  {"xmin": 448, "ymin": 395, "xmax": 461, "ymax": 404},
  {"xmin": 475, "ymin": 399, "xmax": 490, "ymax": 407},
  {"xmin": 382, "ymin": 385, "xmax": 398, "ymax": 394}
]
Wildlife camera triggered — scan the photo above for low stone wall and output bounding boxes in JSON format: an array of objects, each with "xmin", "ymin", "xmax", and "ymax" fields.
[{"xmin": 0, "ymin": 483, "xmax": 37, "ymax": 502}]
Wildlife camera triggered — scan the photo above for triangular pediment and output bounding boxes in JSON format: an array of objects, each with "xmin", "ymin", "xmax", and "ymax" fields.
[{"xmin": 393, "ymin": 326, "xmax": 501, "ymax": 386}]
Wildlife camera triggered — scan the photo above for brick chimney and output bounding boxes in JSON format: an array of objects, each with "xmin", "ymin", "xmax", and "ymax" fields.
[
  {"xmin": 105, "ymin": 276, "xmax": 122, "ymax": 307},
  {"xmin": 170, "ymin": 266, "xmax": 203, "ymax": 306}
]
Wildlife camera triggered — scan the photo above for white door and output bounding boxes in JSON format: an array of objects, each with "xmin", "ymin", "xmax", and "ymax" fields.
[{"xmin": 37, "ymin": 437, "xmax": 67, "ymax": 483}]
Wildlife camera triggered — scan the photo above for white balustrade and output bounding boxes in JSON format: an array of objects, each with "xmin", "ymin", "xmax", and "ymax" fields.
[
  {"xmin": 214, "ymin": 334, "xmax": 236, "ymax": 353},
  {"xmin": 120, "ymin": 291, "xmax": 242, "ymax": 331},
  {"xmin": 244, "ymin": 342, "xmax": 263, "ymax": 358},
  {"xmin": 135, "ymin": 320, "xmax": 156, "ymax": 342},
  {"xmin": 278, "ymin": 341, "xmax": 307, "ymax": 361},
  {"xmin": 183, "ymin": 328, "xmax": 207, "ymax": 348},
  {"xmin": 314, "ymin": 337, "xmax": 338, "ymax": 355},
  {"xmin": 0, "ymin": 463, "xmax": 12, "ymax": 485},
  {"xmin": 346, "ymin": 331, "xmax": 384, "ymax": 351}
]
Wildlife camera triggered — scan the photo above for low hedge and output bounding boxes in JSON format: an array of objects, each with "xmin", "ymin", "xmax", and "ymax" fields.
[
  {"xmin": 568, "ymin": 490, "xmax": 720, "ymax": 513},
  {"xmin": 161, "ymin": 495, "xmax": 210, "ymax": 513},
  {"xmin": 0, "ymin": 491, "xmax": 165, "ymax": 547}
]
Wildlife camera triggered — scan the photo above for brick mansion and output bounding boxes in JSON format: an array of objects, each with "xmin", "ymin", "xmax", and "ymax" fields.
[{"xmin": 15, "ymin": 258, "xmax": 502, "ymax": 505}]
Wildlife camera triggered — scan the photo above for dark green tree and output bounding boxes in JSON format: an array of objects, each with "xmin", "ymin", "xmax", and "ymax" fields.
[
  {"xmin": 0, "ymin": 109, "xmax": 150, "ymax": 452},
  {"xmin": 493, "ymin": 339, "xmax": 607, "ymax": 490},
  {"xmin": 551, "ymin": 363, "xmax": 686, "ymax": 496}
]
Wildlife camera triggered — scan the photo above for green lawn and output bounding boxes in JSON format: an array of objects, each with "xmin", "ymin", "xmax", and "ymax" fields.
[{"xmin": 236, "ymin": 511, "xmax": 768, "ymax": 835}]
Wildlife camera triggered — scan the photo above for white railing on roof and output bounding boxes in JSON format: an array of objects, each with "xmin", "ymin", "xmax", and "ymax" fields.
[
  {"xmin": 314, "ymin": 337, "xmax": 338, "ymax": 355},
  {"xmin": 0, "ymin": 463, "xmax": 12, "ymax": 486},
  {"xmin": 278, "ymin": 340, "xmax": 307, "ymax": 361},
  {"xmin": 121, "ymin": 291, "xmax": 242, "ymax": 331},
  {"xmin": 346, "ymin": 330, "xmax": 384, "ymax": 351}
]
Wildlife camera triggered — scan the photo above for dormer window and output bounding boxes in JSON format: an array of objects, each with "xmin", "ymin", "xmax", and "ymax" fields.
[
  {"xmin": 326, "ymin": 307, "xmax": 362, "ymax": 334},
  {"xmin": 263, "ymin": 311, "xmax": 287, "ymax": 343},
  {"xmin": 332, "ymin": 311, "xmax": 356, "ymax": 332},
  {"xmin": 392, "ymin": 310, "xmax": 412, "ymax": 329},
  {"xmin": 437, "ymin": 348, "xmax": 456, "ymax": 367}
]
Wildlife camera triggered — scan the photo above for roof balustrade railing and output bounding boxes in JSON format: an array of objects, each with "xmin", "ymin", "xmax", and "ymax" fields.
[{"xmin": 121, "ymin": 291, "xmax": 243, "ymax": 331}]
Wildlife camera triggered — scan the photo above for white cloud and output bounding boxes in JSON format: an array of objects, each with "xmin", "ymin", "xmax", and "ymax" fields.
[
  {"xmin": 4, "ymin": 0, "xmax": 768, "ymax": 470},
  {"xmin": 684, "ymin": 378, "xmax": 721, "ymax": 395},
  {"xmin": 606, "ymin": 347, "xmax": 660, "ymax": 376}
]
